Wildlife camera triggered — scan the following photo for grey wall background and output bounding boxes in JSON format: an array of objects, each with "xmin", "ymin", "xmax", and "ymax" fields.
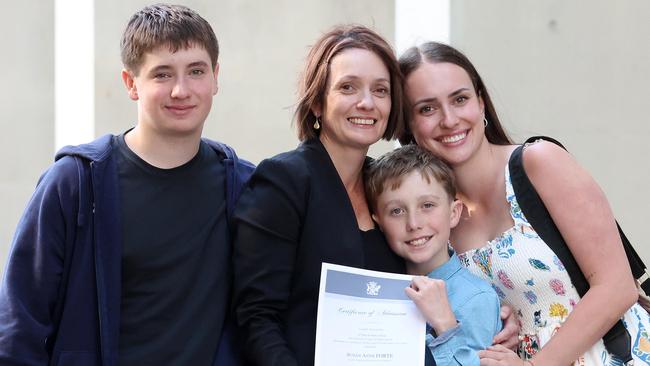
[
  {"xmin": 1, "ymin": 1, "xmax": 648, "ymax": 269},
  {"xmin": 1, "ymin": 1, "xmax": 55, "ymax": 266}
]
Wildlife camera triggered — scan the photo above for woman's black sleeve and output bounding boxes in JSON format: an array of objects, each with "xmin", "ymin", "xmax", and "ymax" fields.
[{"xmin": 232, "ymin": 157, "xmax": 308, "ymax": 366}]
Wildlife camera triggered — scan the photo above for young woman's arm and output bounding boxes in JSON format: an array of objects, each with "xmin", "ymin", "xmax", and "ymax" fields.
[{"xmin": 483, "ymin": 141, "xmax": 637, "ymax": 366}]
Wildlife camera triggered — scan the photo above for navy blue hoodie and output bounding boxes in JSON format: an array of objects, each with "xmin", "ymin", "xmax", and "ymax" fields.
[{"xmin": 0, "ymin": 134, "xmax": 253, "ymax": 365}]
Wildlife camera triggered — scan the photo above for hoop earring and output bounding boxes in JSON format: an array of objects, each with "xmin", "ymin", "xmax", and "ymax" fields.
[
  {"xmin": 313, "ymin": 117, "xmax": 321, "ymax": 130},
  {"xmin": 483, "ymin": 117, "xmax": 488, "ymax": 127}
]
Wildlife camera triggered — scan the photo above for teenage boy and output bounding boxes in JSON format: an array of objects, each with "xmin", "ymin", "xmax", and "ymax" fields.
[
  {"xmin": 365, "ymin": 144, "xmax": 501, "ymax": 366},
  {"xmin": 0, "ymin": 4, "xmax": 253, "ymax": 365}
]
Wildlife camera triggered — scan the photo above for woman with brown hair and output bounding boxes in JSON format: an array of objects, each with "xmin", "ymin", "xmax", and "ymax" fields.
[{"xmin": 232, "ymin": 25, "xmax": 406, "ymax": 366}]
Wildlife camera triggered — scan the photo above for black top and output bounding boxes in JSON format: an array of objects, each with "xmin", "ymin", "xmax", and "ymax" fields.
[
  {"xmin": 359, "ymin": 228, "xmax": 403, "ymax": 271},
  {"xmin": 233, "ymin": 139, "xmax": 405, "ymax": 366},
  {"xmin": 114, "ymin": 134, "xmax": 228, "ymax": 365}
]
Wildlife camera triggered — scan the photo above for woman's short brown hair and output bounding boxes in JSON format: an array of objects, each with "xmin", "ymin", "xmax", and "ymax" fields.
[
  {"xmin": 295, "ymin": 24, "xmax": 405, "ymax": 142},
  {"xmin": 365, "ymin": 144, "xmax": 457, "ymax": 214}
]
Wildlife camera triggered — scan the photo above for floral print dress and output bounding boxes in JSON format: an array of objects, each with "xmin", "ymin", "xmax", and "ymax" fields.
[{"xmin": 457, "ymin": 165, "xmax": 650, "ymax": 365}]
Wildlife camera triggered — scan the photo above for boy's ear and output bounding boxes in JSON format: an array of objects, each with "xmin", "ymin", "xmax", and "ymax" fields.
[
  {"xmin": 122, "ymin": 69, "xmax": 139, "ymax": 101},
  {"xmin": 449, "ymin": 199, "xmax": 462, "ymax": 229},
  {"xmin": 212, "ymin": 62, "xmax": 220, "ymax": 96},
  {"xmin": 371, "ymin": 213, "xmax": 381, "ymax": 229}
]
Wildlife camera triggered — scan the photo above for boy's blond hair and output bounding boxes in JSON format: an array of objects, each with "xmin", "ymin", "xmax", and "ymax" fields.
[{"xmin": 365, "ymin": 144, "xmax": 457, "ymax": 213}]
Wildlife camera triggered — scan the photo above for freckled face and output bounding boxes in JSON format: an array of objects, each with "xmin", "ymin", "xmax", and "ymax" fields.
[
  {"xmin": 123, "ymin": 44, "xmax": 219, "ymax": 138},
  {"xmin": 315, "ymin": 48, "xmax": 392, "ymax": 152},
  {"xmin": 406, "ymin": 62, "xmax": 485, "ymax": 166},
  {"xmin": 372, "ymin": 171, "xmax": 461, "ymax": 275}
]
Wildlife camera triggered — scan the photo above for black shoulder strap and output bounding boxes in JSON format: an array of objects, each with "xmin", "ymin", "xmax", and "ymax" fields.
[
  {"xmin": 508, "ymin": 136, "xmax": 588, "ymax": 295},
  {"xmin": 620, "ymin": 226, "xmax": 649, "ymax": 293},
  {"xmin": 217, "ymin": 141, "xmax": 240, "ymax": 223},
  {"xmin": 508, "ymin": 135, "xmax": 640, "ymax": 362},
  {"xmin": 204, "ymin": 140, "xmax": 245, "ymax": 224},
  {"xmin": 510, "ymin": 136, "xmax": 648, "ymax": 293}
]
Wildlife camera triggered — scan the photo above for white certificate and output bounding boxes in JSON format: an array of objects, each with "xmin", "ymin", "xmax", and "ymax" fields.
[{"xmin": 314, "ymin": 263, "xmax": 426, "ymax": 366}]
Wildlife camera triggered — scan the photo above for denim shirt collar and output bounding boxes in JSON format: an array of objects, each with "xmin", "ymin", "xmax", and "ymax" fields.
[{"xmin": 426, "ymin": 249, "xmax": 463, "ymax": 281}]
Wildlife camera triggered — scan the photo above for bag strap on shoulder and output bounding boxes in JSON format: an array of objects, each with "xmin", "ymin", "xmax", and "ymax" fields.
[
  {"xmin": 205, "ymin": 140, "xmax": 252, "ymax": 225},
  {"xmin": 511, "ymin": 136, "xmax": 649, "ymax": 292},
  {"xmin": 508, "ymin": 136, "xmax": 589, "ymax": 295},
  {"xmin": 508, "ymin": 135, "xmax": 643, "ymax": 362}
]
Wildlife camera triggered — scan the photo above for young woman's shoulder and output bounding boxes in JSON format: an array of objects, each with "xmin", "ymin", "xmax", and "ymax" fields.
[{"xmin": 520, "ymin": 140, "xmax": 575, "ymax": 177}]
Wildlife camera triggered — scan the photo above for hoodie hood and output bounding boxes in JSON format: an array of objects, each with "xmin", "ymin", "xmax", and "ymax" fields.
[{"xmin": 55, "ymin": 134, "xmax": 114, "ymax": 163}]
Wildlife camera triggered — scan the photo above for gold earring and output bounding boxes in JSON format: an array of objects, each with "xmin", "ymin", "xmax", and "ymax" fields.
[{"xmin": 313, "ymin": 117, "xmax": 321, "ymax": 130}]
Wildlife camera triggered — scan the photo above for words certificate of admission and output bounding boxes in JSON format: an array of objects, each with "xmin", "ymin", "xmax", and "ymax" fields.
[{"xmin": 314, "ymin": 263, "xmax": 425, "ymax": 366}]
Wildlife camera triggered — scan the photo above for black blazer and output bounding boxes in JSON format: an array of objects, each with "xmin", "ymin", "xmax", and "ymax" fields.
[{"xmin": 232, "ymin": 139, "xmax": 404, "ymax": 366}]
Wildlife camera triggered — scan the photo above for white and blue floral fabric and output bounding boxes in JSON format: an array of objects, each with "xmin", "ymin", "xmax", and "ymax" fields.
[{"xmin": 458, "ymin": 165, "xmax": 650, "ymax": 365}]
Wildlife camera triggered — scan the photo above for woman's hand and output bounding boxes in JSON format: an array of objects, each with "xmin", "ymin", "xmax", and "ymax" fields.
[
  {"xmin": 492, "ymin": 305, "xmax": 520, "ymax": 351},
  {"xmin": 479, "ymin": 344, "xmax": 525, "ymax": 366},
  {"xmin": 405, "ymin": 276, "xmax": 457, "ymax": 334}
]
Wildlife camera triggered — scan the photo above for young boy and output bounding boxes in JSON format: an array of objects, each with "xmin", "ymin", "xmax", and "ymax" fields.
[
  {"xmin": 365, "ymin": 144, "xmax": 501, "ymax": 366},
  {"xmin": 0, "ymin": 4, "xmax": 253, "ymax": 365}
]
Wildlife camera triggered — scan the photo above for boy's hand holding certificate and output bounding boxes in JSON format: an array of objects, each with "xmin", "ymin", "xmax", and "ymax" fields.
[{"xmin": 314, "ymin": 263, "xmax": 426, "ymax": 366}]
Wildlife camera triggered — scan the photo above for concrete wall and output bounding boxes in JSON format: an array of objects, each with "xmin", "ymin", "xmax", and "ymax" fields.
[
  {"xmin": 0, "ymin": 2, "xmax": 54, "ymax": 264},
  {"xmin": 0, "ymin": 1, "xmax": 395, "ymax": 268},
  {"xmin": 450, "ymin": 0, "xmax": 650, "ymax": 263}
]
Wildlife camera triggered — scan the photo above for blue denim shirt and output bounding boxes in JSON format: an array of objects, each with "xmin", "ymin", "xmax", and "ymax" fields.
[{"xmin": 425, "ymin": 251, "xmax": 502, "ymax": 366}]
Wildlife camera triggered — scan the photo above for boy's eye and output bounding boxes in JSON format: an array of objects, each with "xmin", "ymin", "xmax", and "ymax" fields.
[
  {"xmin": 190, "ymin": 69, "xmax": 205, "ymax": 76},
  {"xmin": 154, "ymin": 73, "xmax": 171, "ymax": 79},
  {"xmin": 422, "ymin": 202, "xmax": 436, "ymax": 209},
  {"xmin": 389, "ymin": 207, "xmax": 404, "ymax": 216}
]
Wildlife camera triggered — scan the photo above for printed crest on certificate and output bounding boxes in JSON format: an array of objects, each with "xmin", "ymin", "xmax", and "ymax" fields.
[{"xmin": 314, "ymin": 263, "xmax": 426, "ymax": 366}]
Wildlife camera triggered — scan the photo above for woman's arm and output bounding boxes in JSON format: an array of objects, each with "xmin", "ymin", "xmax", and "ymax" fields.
[
  {"xmin": 232, "ymin": 157, "xmax": 308, "ymax": 366},
  {"xmin": 519, "ymin": 141, "xmax": 637, "ymax": 365}
]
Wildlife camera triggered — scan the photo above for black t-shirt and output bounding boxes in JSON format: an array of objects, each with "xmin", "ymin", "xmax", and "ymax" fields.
[{"xmin": 115, "ymin": 134, "xmax": 228, "ymax": 366}]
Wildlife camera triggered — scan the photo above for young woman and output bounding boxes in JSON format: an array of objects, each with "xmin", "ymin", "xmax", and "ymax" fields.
[{"xmin": 399, "ymin": 41, "xmax": 650, "ymax": 365}]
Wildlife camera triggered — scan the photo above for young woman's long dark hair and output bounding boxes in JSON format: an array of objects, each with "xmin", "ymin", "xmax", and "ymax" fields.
[{"xmin": 398, "ymin": 42, "xmax": 513, "ymax": 145}]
